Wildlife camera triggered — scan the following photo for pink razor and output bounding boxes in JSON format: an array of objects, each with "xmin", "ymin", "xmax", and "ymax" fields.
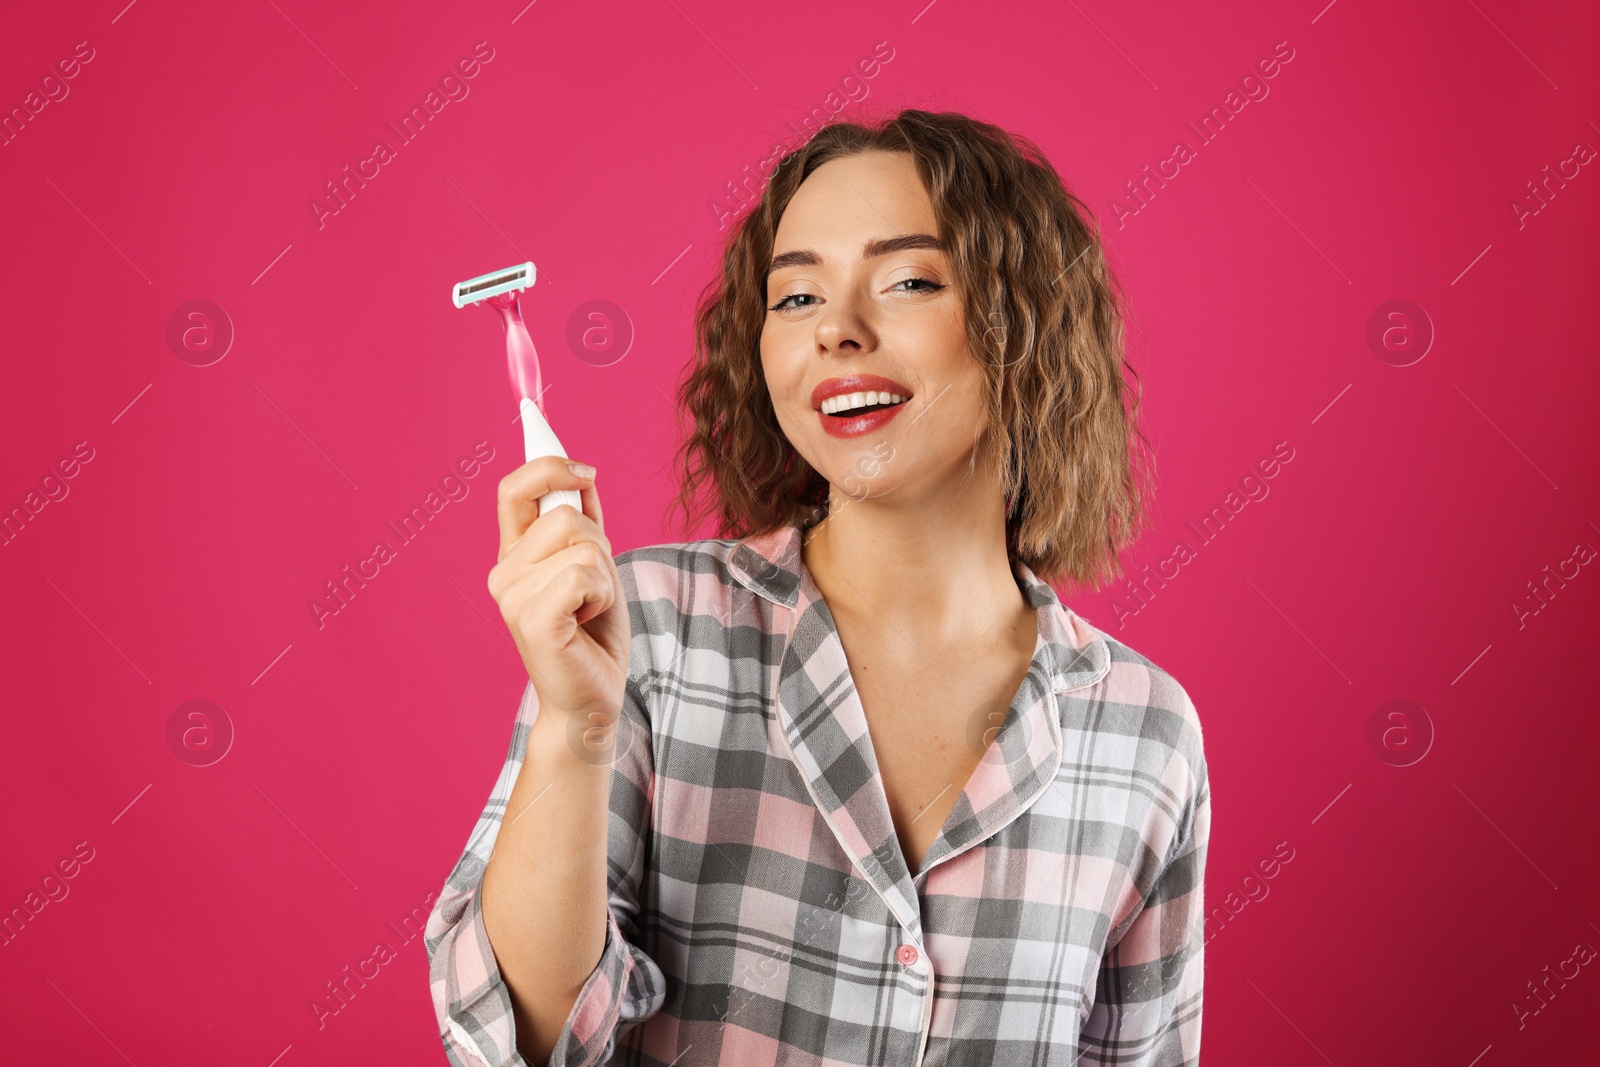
[{"xmin": 452, "ymin": 261, "xmax": 582, "ymax": 516}]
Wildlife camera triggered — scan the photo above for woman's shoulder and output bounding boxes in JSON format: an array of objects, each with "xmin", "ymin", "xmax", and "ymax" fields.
[
  {"xmin": 1063, "ymin": 609, "xmax": 1208, "ymax": 772},
  {"xmin": 611, "ymin": 538, "xmax": 766, "ymax": 691},
  {"xmin": 1067, "ymin": 616, "xmax": 1211, "ymax": 850},
  {"xmin": 614, "ymin": 536, "xmax": 743, "ymax": 593},
  {"xmin": 612, "ymin": 537, "xmax": 767, "ymax": 621}
]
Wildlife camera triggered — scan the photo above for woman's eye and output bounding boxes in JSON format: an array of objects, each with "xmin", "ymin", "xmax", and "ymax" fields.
[
  {"xmin": 767, "ymin": 277, "xmax": 945, "ymax": 313},
  {"xmin": 768, "ymin": 293, "xmax": 817, "ymax": 313}
]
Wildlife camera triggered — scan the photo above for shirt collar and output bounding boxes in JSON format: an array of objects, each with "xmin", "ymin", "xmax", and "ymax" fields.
[
  {"xmin": 727, "ymin": 513, "xmax": 1112, "ymax": 936},
  {"xmin": 728, "ymin": 513, "xmax": 1111, "ymax": 695}
]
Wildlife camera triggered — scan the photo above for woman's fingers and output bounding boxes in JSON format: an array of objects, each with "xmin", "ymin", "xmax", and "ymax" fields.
[
  {"xmin": 577, "ymin": 476, "xmax": 603, "ymax": 534},
  {"xmin": 496, "ymin": 456, "xmax": 600, "ymax": 559},
  {"xmin": 512, "ymin": 553, "xmax": 614, "ymax": 646},
  {"xmin": 490, "ymin": 502, "xmax": 611, "ymax": 598},
  {"xmin": 486, "ymin": 454, "xmax": 627, "ymax": 720},
  {"xmin": 498, "ymin": 537, "xmax": 614, "ymax": 613}
]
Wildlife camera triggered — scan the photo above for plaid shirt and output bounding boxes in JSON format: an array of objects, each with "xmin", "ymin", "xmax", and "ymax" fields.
[{"xmin": 426, "ymin": 515, "xmax": 1210, "ymax": 1066}]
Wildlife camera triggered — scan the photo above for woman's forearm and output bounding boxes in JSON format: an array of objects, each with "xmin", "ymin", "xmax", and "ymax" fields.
[{"xmin": 480, "ymin": 709, "xmax": 614, "ymax": 1065}]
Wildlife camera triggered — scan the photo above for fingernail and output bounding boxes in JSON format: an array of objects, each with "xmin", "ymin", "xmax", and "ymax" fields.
[{"xmin": 567, "ymin": 462, "xmax": 596, "ymax": 479}]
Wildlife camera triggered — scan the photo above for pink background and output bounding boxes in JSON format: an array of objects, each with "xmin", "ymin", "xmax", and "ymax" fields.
[{"xmin": 3, "ymin": 0, "xmax": 1598, "ymax": 1063}]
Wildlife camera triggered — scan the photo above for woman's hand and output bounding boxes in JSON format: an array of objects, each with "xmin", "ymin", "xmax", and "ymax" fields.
[
  {"xmin": 488, "ymin": 458, "xmax": 630, "ymax": 742},
  {"xmin": 481, "ymin": 457, "xmax": 631, "ymax": 1060}
]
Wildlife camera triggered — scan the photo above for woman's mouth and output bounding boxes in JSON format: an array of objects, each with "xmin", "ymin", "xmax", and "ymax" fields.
[
  {"xmin": 819, "ymin": 390, "xmax": 909, "ymax": 416},
  {"xmin": 812, "ymin": 374, "xmax": 914, "ymax": 438}
]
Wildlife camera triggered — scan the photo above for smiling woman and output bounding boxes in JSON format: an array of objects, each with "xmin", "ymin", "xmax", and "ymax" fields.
[
  {"xmin": 427, "ymin": 108, "xmax": 1209, "ymax": 1067},
  {"xmin": 674, "ymin": 116, "xmax": 1149, "ymax": 589}
]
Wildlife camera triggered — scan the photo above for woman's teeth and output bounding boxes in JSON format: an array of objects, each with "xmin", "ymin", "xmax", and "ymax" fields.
[{"xmin": 820, "ymin": 391, "xmax": 908, "ymax": 416}]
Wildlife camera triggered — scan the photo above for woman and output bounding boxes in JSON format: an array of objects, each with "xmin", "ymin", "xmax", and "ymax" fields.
[{"xmin": 426, "ymin": 109, "xmax": 1209, "ymax": 1067}]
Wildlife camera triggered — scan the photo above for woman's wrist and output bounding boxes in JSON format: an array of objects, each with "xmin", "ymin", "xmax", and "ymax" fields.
[{"xmin": 526, "ymin": 704, "xmax": 618, "ymax": 778}]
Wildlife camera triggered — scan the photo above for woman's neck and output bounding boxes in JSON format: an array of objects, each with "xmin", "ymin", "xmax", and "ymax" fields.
[{"xmin": 799, "ymin": 462, "xmax": 1033, "ymax": 649}]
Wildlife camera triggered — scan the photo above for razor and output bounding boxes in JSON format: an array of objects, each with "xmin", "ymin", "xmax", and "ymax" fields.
[{"xmin": 452, "ymin": 261, "xmax": 581, "ymax": 517}]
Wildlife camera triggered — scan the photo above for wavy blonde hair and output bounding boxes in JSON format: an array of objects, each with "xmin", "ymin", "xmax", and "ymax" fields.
[{"xmin": 669, "ymin": 107, "xmax": 1154, "ymax": 593}]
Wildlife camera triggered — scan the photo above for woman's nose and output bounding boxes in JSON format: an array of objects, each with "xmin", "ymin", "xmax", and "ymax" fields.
[{"xmin": 813, "ymin": 294, "xmax": 872, "ymax": 352}]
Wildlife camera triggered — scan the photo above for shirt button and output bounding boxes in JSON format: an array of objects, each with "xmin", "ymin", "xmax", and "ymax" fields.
[{"xmin": 896, "ymin": 943, "xmax": 919, "ymax": 966}]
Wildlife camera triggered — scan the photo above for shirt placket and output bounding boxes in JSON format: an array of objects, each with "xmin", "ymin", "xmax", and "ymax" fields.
[{"xmin": 767, "ymin": 573, "xmax": 939, "ymax": 1062}]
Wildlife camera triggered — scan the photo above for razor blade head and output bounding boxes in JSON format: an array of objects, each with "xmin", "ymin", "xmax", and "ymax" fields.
[{"xmin": 452, "ymin": 261, "xmax": 536, "ymax": 308}]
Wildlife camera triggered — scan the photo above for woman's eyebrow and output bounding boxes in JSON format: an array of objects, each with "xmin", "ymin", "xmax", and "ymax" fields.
[{"xmin": 766, "ymin": 233, "xmax": 944, "ymax": 278}]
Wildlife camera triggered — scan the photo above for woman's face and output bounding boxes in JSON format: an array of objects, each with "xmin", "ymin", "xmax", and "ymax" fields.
[{"xmin": 760, "ymin": 150, "xmax": 989, "ymax": 509}]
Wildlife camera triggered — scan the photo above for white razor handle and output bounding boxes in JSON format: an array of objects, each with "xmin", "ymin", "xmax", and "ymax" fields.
[{"xmin": 521, "ymin": 397, "xmax": 583, "ymax": 516}]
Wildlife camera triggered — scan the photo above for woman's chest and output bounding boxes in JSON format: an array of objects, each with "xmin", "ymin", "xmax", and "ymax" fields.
[
  {"xmin": 641, "ymin": 648, "xmax": 1145, "ymax": 1017},
  {"xmin": 645, "ymin": 624, "xmax": 1109, "ymax": 891},
  {"xmin": 849, "ymin": 658, "xmax": 1029, "ymax": 873},
  {"xmin": 836, "ymin": 598, "xmax": 1038, "ymax": 861}
]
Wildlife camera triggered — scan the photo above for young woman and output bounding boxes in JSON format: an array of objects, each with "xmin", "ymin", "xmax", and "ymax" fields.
[{"xmin": 426, "ymin": 109, "xmax": 1210, "ymax": 1067}]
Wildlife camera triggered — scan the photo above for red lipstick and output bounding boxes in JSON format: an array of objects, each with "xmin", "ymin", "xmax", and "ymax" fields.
[{"xmin": 812, "ymin": 374, "xmax": 913, "ymax": 439}]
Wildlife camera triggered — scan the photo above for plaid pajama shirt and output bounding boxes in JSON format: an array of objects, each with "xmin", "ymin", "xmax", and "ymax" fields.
[{"xmin": 426, "ymin": 513, "xmax": 1210, "ymax": 1066}]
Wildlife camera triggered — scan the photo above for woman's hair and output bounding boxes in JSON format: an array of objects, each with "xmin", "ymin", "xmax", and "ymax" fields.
[{"xmin": 669, "ymin": 107, "xmax": 1154, "ymax": 593}]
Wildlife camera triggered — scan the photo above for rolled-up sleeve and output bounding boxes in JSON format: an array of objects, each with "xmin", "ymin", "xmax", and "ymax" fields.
[
  {"xmin": 426, "ymin": 638, "xmax": 667, "ymax": 1066},
  {"xmin": 1077, "ymin": 711, "xmax": 1211, "ymax": 1067}
]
